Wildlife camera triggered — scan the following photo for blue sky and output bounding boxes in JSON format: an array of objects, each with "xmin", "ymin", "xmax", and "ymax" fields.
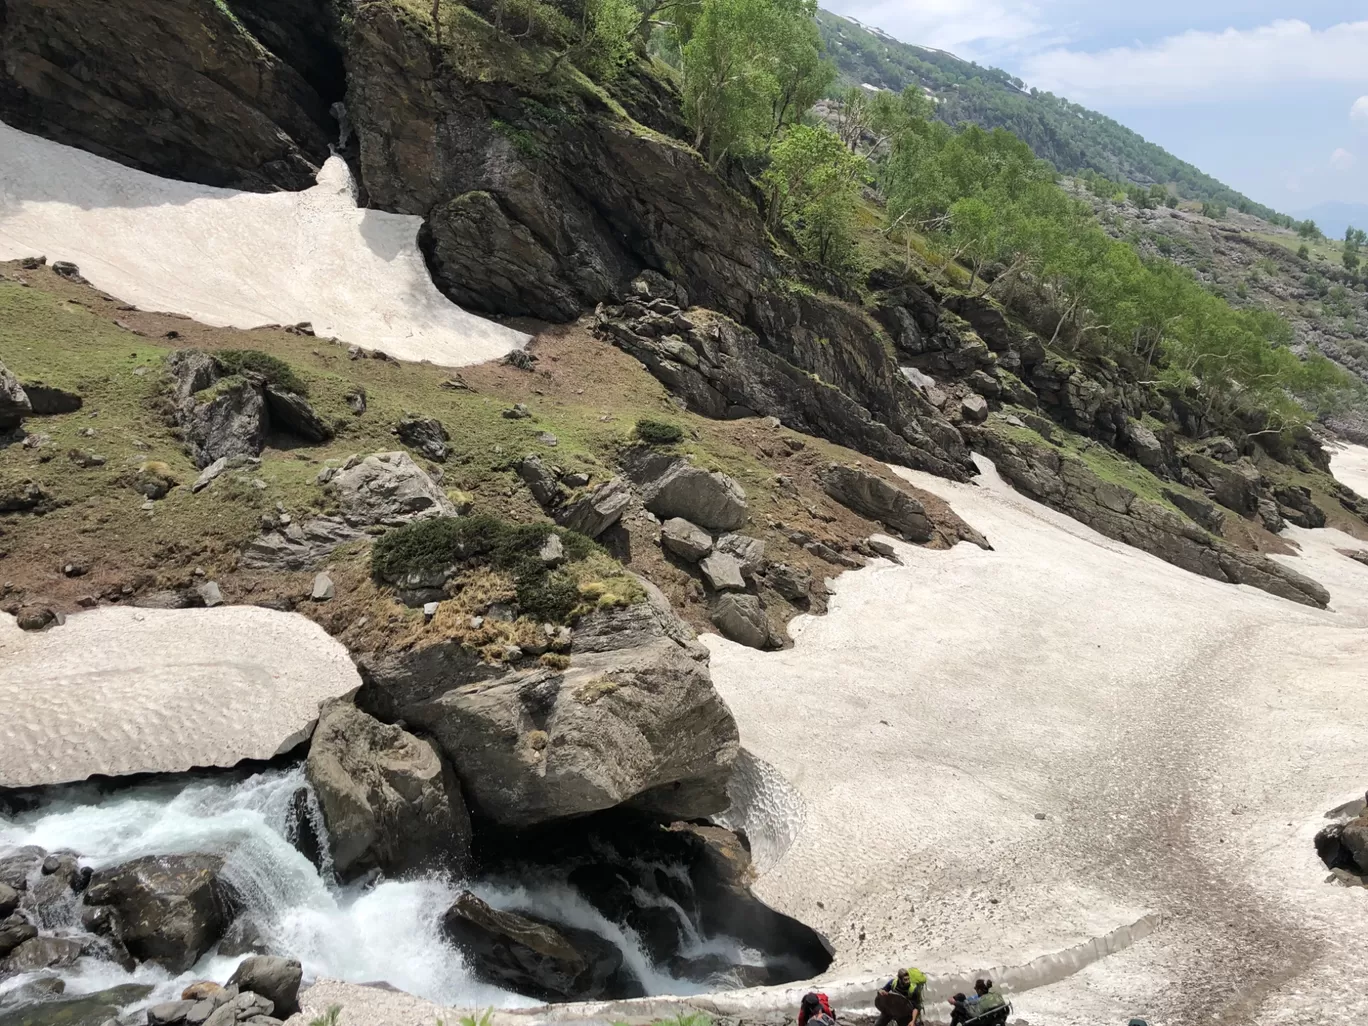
[{"xmin": 825, "ymin": 0, "xmax": 1368, "ymax": 216}]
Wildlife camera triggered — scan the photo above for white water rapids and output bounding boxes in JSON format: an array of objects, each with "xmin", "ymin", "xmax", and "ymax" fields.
[{"xmin": 0, "ymin": 767, "xmax": 760, "ymax": 1014}]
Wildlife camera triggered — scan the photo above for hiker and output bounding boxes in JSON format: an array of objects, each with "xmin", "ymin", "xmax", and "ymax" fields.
[
  {"xmin": 798, "ymin": 991, "xmax": 836, "ymax": 1026},
  {"xmin": 948, "ymin": 993, "xmax": 972, "ymax": 1026},
  {"xmin": 874, "ymin": 967, "xmax": 927, "ymax": 1026},
  {"xmin": 971, "ymin": 979, "xmax": 1008, "ymax": 1026}
]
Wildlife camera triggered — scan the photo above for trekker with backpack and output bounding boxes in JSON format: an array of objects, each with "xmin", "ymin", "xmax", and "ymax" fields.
[
  {"xmin": 798, "ymin": 991, "xmax": 837, "ymax": 1026},
  {"xmin": 873, "ymin": 967, "xmax": 928, "ymax": 1026}
]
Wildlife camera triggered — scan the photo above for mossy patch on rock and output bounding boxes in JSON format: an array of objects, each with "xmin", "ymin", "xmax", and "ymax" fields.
[{"xmin": 370, "ymin": 514, "xmax": 640, "ymax": 623}]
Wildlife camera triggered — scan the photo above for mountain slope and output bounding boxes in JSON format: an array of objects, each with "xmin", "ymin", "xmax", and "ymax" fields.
[{"xmin": 815, "ymin": 9, "xmax": 1282, "ymax": 221}]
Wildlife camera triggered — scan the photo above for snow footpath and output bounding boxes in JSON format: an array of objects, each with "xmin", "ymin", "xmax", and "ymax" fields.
[
  {"xmin": 700, "ymin": 454, "xmax": 1368, "ymax": 1026},
  {"xmin": 0, "ymin": 119, "xmax": 527, "ymax": 366}
]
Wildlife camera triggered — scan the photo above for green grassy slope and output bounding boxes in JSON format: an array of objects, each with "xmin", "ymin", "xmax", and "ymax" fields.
[{"xmin": 815, "ymin": 9, "xmax": 1282, "ymax": 221}]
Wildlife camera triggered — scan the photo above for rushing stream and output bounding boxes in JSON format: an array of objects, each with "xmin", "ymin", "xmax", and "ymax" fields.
[{"xmin": 0, "ymin": 767, "xmax": 786, "ymax": 1015}]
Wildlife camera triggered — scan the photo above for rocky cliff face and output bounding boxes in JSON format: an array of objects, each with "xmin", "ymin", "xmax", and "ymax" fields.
[{"xmin": 0, "ymin": 0, "xmax": 339, "ymax": 190}]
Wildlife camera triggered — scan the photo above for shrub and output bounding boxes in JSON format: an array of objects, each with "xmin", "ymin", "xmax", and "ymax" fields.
[
  {"xmin": 635, "ymin": 418, "xmax": 684, "ymax": 445},
  {"xmin": 215, "ymin": 349, "xmax": 308, "ymax": 395},
  {"xmin": 371, "ymin": 515, "xmax": 603, "ymax": 623}
]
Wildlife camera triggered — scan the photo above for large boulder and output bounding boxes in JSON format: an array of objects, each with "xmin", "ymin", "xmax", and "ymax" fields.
[
  {"xmin": 227, "ymin": 955, "xmax": 303, "ymax": 1019},
  {"xmin": 710, "ymin": 594, "xmax": 770, "ymax": 649},
  {"xmin": 660, "ymin": 518, "xmax": 713, "ymax": 562},
  {"xmin": 1342, "ymin": 814, "xmax": 1368, "ymax": 875},
  {"xmin": 305, "ymin": 702, "xmax": 472, "ymax": 881},
  {"xmin": 356, "ymin": 581, "xmax": 738, "ymax": 828},
  {"xmin": 395, "ymin": 415, "xmax": 450, "ymax": 462},
  {"xmin": 264, "ymin": 385, "xmax": 333, "ymax": 443},
  {"xmin": 554, "ymin": 478, "xmax": 632, "ymax": 538},
  {"xmin": 818, "ymin": 464, "xmax": 932, "ymax": 542},
  {"xmin": 1124, "ymin": 419, "xmax": 1166, "ymax": 471},
  {"xmin": 631, "ymin": 455, "xmax": 747, "ymax": 532},
  {"xmin": 441, "ymin": 891, "xmax": 634, "ymax": 1001},
  {"xmin": 1184, "ymin": 452, "xmax": 1262, "ymax": 516},
  {"xmin": 0, "ymin": 914, "xmax": 38, "ymax": 957},
  {"xmin": 83, "ymin": 854, "xmax": 239, "ymax": 972},
  {"xmin": 327, "ymin": 452, "xmax": 459, "ymax": 527},
  {"xmin": 0, "ymin": 360, "xmax": 32, "ymax": 430},
  {"xmin": 171, "ymin": 370, "xmax": 268, "ymax": 469},
  {"xmin": 166, "ymin": 352, "xmax": 331, "ymax": 466}
]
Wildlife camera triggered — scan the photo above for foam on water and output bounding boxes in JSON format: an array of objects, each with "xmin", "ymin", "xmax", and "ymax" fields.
[
  {"xmin": 0, "ymin": 769, "xmax": 517, "ymax": 1008},
  {"xmin": 0, "ymin": 767, "xmax": 780, "ymax": 1013}
]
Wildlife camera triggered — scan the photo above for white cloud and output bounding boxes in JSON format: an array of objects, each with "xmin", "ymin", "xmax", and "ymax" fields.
[
  {"xmin": 1331, "ymin": 148, "xmax": 1357, "ymax": 171},
  {"xmin": 830, "ymin": 0, "xmax": 1044, "ymax": 60},
  {"xmin": 1353, "ymin": 96, "xmax": 1368, "ymax": 126},
  {"xmin": 1022, "ymin": 19, "xmax": 1368, "ymax": 104}
]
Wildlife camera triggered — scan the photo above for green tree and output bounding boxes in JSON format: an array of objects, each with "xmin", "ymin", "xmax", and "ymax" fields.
[
  {"xmin": 676, "ymin": 0, "xmax": 828, "ymax": 163},
  {"xmin": 1297, "ymin": 219, "xmax": 1321, "ymax": 240},
  {"xmin": 1344, "ymin": 225, "xmax": 1366, "ymax": 275},
  {"xmin": 761, "ymin": 123, "xmax": 865, "ymax": 269}
]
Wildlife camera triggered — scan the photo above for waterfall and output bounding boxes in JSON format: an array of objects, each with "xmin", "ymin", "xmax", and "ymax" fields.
[{"xmin": 0, "ymin": 766, "xmax": 797, "ymax": 1015}]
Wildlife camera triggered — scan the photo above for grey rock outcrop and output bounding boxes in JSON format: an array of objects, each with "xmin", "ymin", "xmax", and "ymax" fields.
[
  {"xmin": 171, "ymin": 370, "xmax": 268, "ymax": 469},
  {"xmin": 763, "ymin": 562, "xmax": 813, "ymax": 602},
  {"xmin": 327, "ymin": 452, "xmax": 458, "ymax": 527},
  {"xmin": 1162, "ymin": 488, "xmax": 1225, "ymax": 534},
  {"xmin": 714, "ymin": 534, "xmax": 765, "ymax": 577},
  {"xmin": 0, "ymin": 0, "xmax": 334, "ymax": 192},
  {"xmin": 1184, "ymin": 451, "xmax": 1262, "ymax": 516},
  {"xmin": 396, "ymin": 415, "xmax": 450, "ymax": 462},
  {"xmin": 166, "ymin": 351, "xmax": 330, "ymax": 467},
  {"xmin": 970, "ymin": 427, "xmax": 1329, "ymax": 608},
  {"xmin": 601, "ymin": 305, "xmax": 975, "ymax": 481},
  {"xmin": 1124, "ymin": 419, "xmax": 1165, "ymax": 470},
  {"xmin": 818, "ymin": 464, "xmax": 932, "ymax": 541},
  {"xmin": 441, "ymin": 891, "xmax": 632, "ymax": 1001},
  {"xmin": 305, "ymin": 701, "xmax": 472, "ymax": 880},
  {"xmin": 84, "ymin": 854, "xmax": 239, "ymax": 972},
  {"xmin": 240, "ymin": 516, "xmax": 365, "ymax": 572},
  {"xmin": 264, "ymin": 385, "xmax": 332, "ymax": 443},
  {"xmin": 554, "ymin": 478, "xmax": 632, "ymax": 539},
  {"xmin": 227, "ymin": 955, "xmax": 303, "ymax": 1019},
  {"xmin": 660, "ymin": 518, "xmax": 713, "ymax": 562},
  {"xmin": 632, "ymin": 455, "xmax": 747, "ymax": 532},
  {"xmin": 356, "ymin": 579, "xmax": 738, "ymax": 828},
  {"xmin": 699, "ymin": 552, "xmax": 745, "ymax": 592},
  {"xmin": 0, "ymin": 361, "xmax": 33, "ymax": 430},
  {"xmin": 710, "ymin": 594, "xmax": 770, "ymax": 649}
]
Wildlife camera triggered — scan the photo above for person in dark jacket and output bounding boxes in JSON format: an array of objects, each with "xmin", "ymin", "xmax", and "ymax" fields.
[{"xmin": 798, "ymin": 992, "xmax": 836, "ymax": 1026}]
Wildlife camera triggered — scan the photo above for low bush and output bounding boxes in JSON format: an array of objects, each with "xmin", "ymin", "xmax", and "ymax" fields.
[
  {"xmin": 215, "ymin": 349, "xmax": 308, "ymax": 395},
  {"xmin": 635, "ymin": 418, "xmax": 684, "ymax": 445},
  {"xmin": 371, "ymin": 515, "xmax": 607, "ymax": 622}
]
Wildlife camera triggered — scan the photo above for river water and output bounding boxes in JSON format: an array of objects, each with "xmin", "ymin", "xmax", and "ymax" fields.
[{"xmin": 0, "ymin": 767, "xmax": 761, "ymax": 1013}]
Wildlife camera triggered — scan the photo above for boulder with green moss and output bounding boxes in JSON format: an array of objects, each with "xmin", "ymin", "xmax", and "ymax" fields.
[{"xmin": 356, "ymin": 571, "xmax": 738, "ymax": 827}]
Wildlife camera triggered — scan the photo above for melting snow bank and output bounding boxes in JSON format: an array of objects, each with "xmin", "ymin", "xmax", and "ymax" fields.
[
  {"xmin": 700, "ymin": 454, "xmax": 1368, "ymax": 1026},
  {"xmin": 0, "ymin": 118, "xmax": 527, "ymax": 366},
  {"xmin": 0, "ymin": 606, "xmax": 361, "ymax": 789},
  {"xmin": 1331, "ymin": 442, "xmax": 1368, "ymax": 501}
]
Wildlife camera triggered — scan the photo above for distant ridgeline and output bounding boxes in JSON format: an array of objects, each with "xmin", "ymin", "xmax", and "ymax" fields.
[{"xmin": 815, "ymin": 10, "xmax": 1283, "ymax": 223}]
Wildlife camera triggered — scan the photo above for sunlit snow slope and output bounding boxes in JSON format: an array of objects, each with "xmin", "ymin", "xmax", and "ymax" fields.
[{"xmin": 0, "ymin": 119, "xmax": 527, "ymax": 366}]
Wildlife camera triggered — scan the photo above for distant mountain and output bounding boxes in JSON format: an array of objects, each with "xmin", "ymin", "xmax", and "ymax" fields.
[
  {"xmin": 815, "ymin": 10, "xmax": 1282, "ymax": 221},
  {"xmin": 1292, "ymin": 202, "xmax": 1368, "ymax": 242}
]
